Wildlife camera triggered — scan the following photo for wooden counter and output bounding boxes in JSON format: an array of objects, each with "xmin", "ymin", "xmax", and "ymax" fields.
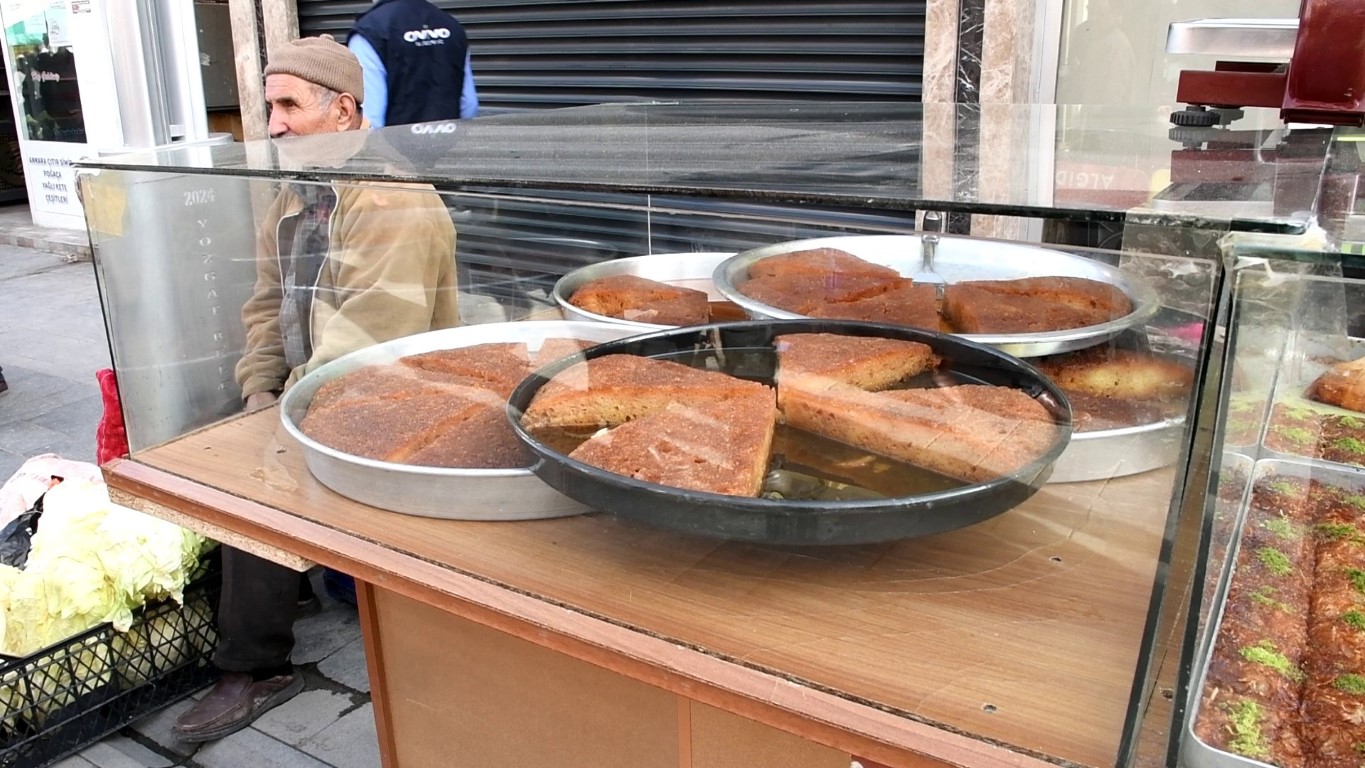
[{"xmin": 105, "ymin": 407, "xmax": 1181, "ymax": 768}]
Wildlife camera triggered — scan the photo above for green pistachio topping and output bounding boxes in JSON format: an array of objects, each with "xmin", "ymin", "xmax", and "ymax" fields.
[
  {"xmin": 1344, "ymin": 610, "xmax": 1365, "ymax": 631},
  {"xmin": 1277, "ymin": 426, "xmax": 1316, "ymax": 446},
  {"xmin": 1261, "ymin": 515, "xmax": 1302, "ymax": 540},
  {"xmin": 1223, "ymin": 699, "xmax": 1270, "ymax": 759},
  {"xmin": 1335, "ymin": 436, "xmax": 1365, "ymax": 455},
  {"xmin": 1266, "ymin": 479, "xmax": 1298, "ymax": 495},
  {"xmin": 1342, "ymin": 415, "xmax": 1365, "ymax": 429},
  {"xmin": 1316, "ymin": 521, "xmax": 1363, "ymax": 542},
  {"xmin": 1353, "ymin": 742, "xmax": 1365, "ymax": 755},
  {"xmin": 1346, "ymin": 494, "xmax": 1365, "ymax": 511},
  {"xmin": 1256, "ymin": 547, "xmax": 1294, "ymax": 576},
  {"xmin": 1239, "ymin": 640, "xmax": 1304, "ymax": 682},
  {"xmin": 1349, "ymin": 568, "xmax": 1365, "ymax": 593},
  {"xmin": 1335, "ymin": 674, "xmax": 1365, "ymax": 695},
  {"xmin": 1251, "ymin": 585, "xmax": 1292, "ymax": 613}
]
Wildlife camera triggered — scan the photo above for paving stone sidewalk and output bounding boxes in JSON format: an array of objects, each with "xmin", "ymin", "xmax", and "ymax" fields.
[{"xmin": 0, "ymin": 227, "xmax": 376, "ymax": 767}]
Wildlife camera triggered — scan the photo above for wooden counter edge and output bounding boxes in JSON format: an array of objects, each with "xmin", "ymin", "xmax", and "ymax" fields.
[
  {"xmin": 108, "ymin": 487, "xmax": 314, "ymax": 572},
  {"xmin": 103, "ymin": 457, "xmax": 1061, "ymax": 768}
]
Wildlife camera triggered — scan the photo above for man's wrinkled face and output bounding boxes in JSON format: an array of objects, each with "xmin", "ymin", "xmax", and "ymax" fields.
[{"xmin": 265, "ymin": 73, "xmax": 346, "ymax": 138}]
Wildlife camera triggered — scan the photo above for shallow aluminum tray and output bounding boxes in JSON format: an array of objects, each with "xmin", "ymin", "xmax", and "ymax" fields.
[
  {"xmin": 508, "ymin": 319, "xmax": 1073, "ymax": 546},
  {"xmin": 279, "ymin": 321, "xmax": 640, "ymax": 520},
  {"xmin": 1184, "ymin": 457, "xmax": 1365, "ymax": 768},
  {"xmin": 552, "ymin": 252, "xmax": 738, "ymax": 330},
  {"xmin": 1261, "ymin": 394, "xmax": 1365, "ymax": 474},
  {"xmin": 713, "ymin": 234, "xmax": 1160, "ymax": 358},
  {"xmin": 1050, "ymin": 417, "xmax": 1184, "ymax": 484},
  {"xmin": 1196, "ymin": 452, "xmax": 1256, "ymax": 647}
]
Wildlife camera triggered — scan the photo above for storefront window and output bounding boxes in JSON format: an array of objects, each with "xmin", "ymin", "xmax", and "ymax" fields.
[{"xmin": 3, "ymin": 0, "xmax": 83, "ymax": 144}]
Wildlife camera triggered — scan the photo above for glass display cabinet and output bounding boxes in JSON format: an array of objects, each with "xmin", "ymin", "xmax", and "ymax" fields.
[{"xmin": 73, "ymin": 102, "xmax": 1353, "ymax": 768}]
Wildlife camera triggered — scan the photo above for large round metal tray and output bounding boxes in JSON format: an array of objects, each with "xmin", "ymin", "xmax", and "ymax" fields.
[
  {"xmin": 279, "ymin": 321, "xmax": 641, "ymax": 520},
  {"xmin": 1051, "ymin": 417, "xmax": 1184, "ymax": 483},
  {"xmin": 507, "ymin": 320, "xmax": 1074, "ymax": 546},
  {"xmin": 552, "ymin": 252, "xmax": 738, "ymax": 330},
  {"xmin": 713, "ymin": 234, "xmax": 1160, "ymax": 358}
]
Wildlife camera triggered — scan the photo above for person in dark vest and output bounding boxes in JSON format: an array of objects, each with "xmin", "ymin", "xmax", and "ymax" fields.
[{"xmin": 347, "ymin": 0, "xmax": 478, "ymax": 127}]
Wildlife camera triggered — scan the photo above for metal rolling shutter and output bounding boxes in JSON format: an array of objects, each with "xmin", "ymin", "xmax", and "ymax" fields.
[{"xmin": 297, "ymin": 0, "xmax": 923, "ymax": 112}]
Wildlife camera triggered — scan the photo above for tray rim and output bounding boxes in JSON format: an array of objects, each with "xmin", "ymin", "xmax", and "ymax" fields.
[
  {"xmin": 507, "ymin": 319, "xmax": 1074, "ymax": 521},
  {"xmin": 550, "ymin": 251, "xmax": 738, "ymax": 331},
  {"xmin": 711, "ymin": 233, "xmax": 1162, "ymax": 357}
]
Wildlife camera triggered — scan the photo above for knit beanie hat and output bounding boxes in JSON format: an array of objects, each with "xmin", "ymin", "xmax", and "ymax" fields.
[{"xmin": 264, "ymin": 36, "xmax": 364, "ymax": 104}]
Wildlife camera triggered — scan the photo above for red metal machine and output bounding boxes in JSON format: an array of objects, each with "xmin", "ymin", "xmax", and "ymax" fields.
[
  {"xmin": 1171, "ymin": 0, "xmax": 1365, "ymax": 127},
  {"xmin": 1163, "ymin": 2, "xmax": 1365, "ymax": 223}
]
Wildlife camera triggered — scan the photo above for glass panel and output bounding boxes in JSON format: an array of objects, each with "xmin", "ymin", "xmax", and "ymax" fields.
[
  {"xmin": 75, "ymin": 103, "xmax": 1323, "ymax": 234},
  {"xmin": 79, "ymin": 151, "xmax": 1233, "ymax": 768}
]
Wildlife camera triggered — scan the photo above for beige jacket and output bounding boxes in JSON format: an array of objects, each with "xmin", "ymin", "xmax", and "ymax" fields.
[{"xmin": 234, "ymin": 179, "xmax": 459, "ymax": 398}]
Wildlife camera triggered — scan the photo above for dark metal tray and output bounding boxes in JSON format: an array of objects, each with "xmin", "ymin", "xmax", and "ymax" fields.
[{"xmin": 507, "ymin": 320, "xmax": 1073, "ymax": 546}]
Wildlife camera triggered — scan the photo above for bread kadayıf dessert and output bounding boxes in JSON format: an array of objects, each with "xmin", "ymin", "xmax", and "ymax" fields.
[
  {"xmin": 567, "ymin": 389, "xmax": 778, "ymax": 496},
  {"xmin": 568, "ymin": 274, "xmax": 710, "ymax": 326},
  {"xmin": 1035, "ymin": 347, "xmax": 1193, "ymax": 401},
  {"xmin": 774, "ymin": 333, "xmax": 937, "ymax": 393},
  {"xmin": 775, "ymin": 332, "xmax": 1057, "ymax": 482},
  {"xmin": 779, "ymin": 383, "xmax": 1058, "ymax": 483},
  {"xmin": 1306, "ymin": 356, "xmax": 1365, "ymax": 413},
  {"xmin": 807, "ymin": 282, "xmax": 941, "ymax": 331},
  {"xmin": 746, "ymin": 247, "xmax": 900, "ymax": 281},
  {"xmin": 520, "ymin": 354, "xmax": 767, "ymax": 432}
]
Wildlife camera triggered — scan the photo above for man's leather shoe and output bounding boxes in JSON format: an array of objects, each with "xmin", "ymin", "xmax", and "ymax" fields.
[{"xmin": 173, "ymin": 671, "xmax": 304, "ymax": 742}]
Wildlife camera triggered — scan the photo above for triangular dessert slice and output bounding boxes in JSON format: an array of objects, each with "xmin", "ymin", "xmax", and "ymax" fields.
[
  {"xmin": 521, "ymin": 354, "xmax": 765, "ymax": 431},
  {"xmin": 776, "ymin": 333, "xmax": 937, "ymax": 394},
  {"xmin": 738, "ymin": 272, "xmax": 901, "ymax": 314},
  {"xmin": 1307, "ymin": 356, "xmax": 1365, "ymax": 413},
  {"xmin": 400, "ymin": 343, "xmax": 532, "ymax": 396},
  {"xmin": 779, "ymin": 383, "xmax": 1057, "ymax": 483},
  {"xmin": 569, "ymin": 274, "xmax": 710, "ymax": 326},
  {"xmin": 941, "ymin": 285, "xmax": 1105, "ymax": 334},
  {"xmin": 568, "ymin": 388, "xmax": 778, "ymax": 496},
  {"xmin": 747, "ymin": 248, "xmax": 900, "ymax": 280},
  {"xmin": 405, "ymin": 396, "xmax": 530, "ymax": 469},
  {"xmin": 300, "ymin": 386, "xmax": 494, "ymax": 463},
  {"xmin": 809, "ymin": 281, "xmax": 942, "ymax": 331}
]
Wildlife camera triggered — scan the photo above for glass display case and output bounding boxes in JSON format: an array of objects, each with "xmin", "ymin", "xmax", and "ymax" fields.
[{"xmin": 73, "ymin": 102, "xmax": 1354, "ymax": 768}]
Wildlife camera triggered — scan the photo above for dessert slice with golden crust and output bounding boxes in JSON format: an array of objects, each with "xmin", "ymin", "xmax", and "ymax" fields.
[
  {"xmin": 808, "ymin": 281, "xmax": 942, "ymax": 330},
  {"xmin": 954, "ymin": 276, "xmax": 1133, "ymax": 316},
  {"xmin": 521, "ymin": 354, "xmax": 766, "ymax": 432},
  {"xmin": 308, "ymin": 364, "xmax": 449, "ymax": 411},
  {"xmin": 404, "ymin": 398, "xmax": 530, "ymax": 469},
  {"xmin": 775, "ymin": 332, "xmax": 937, "ymax": 393},
  {"xmin": 1306, "ymin": 356, "xmax": 1365, "ymax": 413},
  {"xmin": 300, "ymin": 385, "xmax": 496, "ymax": 463},
  {"xmin": 746, "ymin": 247, "xmax": 900, "ymax": 281},
  {"xmin": 568, "ymin": 274, "xmax": 710, "ymax": 326},
  {"xmin": 738, "ymin": 272, "xmax": 902, "ymax": 314},
  {"xmin": 568, "ymin": 388, "xmax": 778, "ymax": 497},
  {"xmin": 1035, "ymin": 347, "xmax": 1193, "ymax": 401},
  {"xmin": 941, "ymin": 285, "xmax": 1103, "ymax": 334},
  {"xmin": 399, "ymin": 343, "xmax": 532, "ymax": 397},
  {"xmin": 778, "ymin": 383, "xmax": 1058, "ymax": 483}
]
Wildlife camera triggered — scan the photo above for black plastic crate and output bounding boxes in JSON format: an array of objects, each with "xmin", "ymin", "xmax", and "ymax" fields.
[{"xmin": 0, "ymin": 550, "xmax": 222, "ymax": 768}]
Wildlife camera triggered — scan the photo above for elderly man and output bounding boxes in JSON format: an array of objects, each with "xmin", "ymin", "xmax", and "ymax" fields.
[{"xmin": 174, "ymin": 36, "xmax": 459, "ymax": 742}]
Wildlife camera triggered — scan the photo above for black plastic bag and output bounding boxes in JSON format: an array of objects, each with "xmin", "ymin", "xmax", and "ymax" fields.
[{"xmin": 0, "ymin": 491, "xmax": 45, "ymax": 568}]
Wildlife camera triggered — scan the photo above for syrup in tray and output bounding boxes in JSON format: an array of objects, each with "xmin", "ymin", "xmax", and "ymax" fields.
[{"xmin": 765, "ymin": 425, "xmax": 964, "ymax": 500}]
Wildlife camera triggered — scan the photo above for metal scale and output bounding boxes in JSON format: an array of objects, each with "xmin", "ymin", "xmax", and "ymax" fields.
[{"xmin": 1157, "ymin": 3, "xmax": 1365, "ymax": 231}]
